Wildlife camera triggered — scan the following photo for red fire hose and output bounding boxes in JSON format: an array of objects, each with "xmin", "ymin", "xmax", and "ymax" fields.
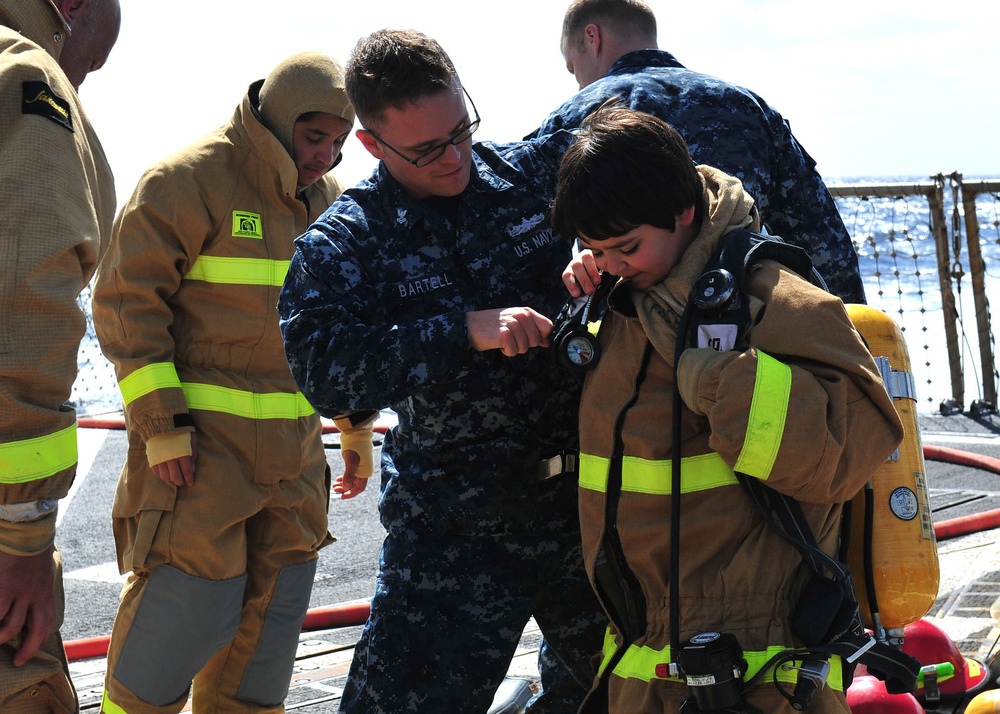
[
  {"xmin": 924, "ymin": 444, "xmax": 1000, "ymax": 541},
  {"xmin": 64, "ymin": 599, "xmax": 371, "ymax": 662},
  {"xmin": 61, "ymin": 434, "xmax": 998, "ymax": 659}
]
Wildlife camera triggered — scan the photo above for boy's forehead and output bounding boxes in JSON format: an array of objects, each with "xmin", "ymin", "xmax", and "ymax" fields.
[{"xmin": 580, "ymin": 231, "xmax": 632, "ymax": 248}]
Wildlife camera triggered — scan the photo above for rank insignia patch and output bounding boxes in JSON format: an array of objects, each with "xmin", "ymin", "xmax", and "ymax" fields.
[{"xmin": 22, "ymin": 81, "xmax": 73, "ymax": 132}]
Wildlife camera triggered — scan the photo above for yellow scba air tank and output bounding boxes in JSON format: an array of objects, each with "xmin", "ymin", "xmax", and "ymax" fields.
[{"xmin": 845, "ymin": 304, "xmax": 940, "ymax": 632}]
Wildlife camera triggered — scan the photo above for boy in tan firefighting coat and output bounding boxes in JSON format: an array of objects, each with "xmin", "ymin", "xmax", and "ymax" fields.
[
  {"xmin": 553, "ymin": 105, "xmax": 905, "ymax": 713},
  {"xmin": 92, "ymin": 52, "xmax": 374, "ymax": 714},
  {"xmin": 1, "ymin": 0, "xmax": 120, "ymax": 710}
]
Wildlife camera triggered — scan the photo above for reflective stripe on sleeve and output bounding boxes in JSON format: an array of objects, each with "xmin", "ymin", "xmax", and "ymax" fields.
[
  {"xmin": 119, "ymin": 362, "xmax": 183, "ymax": 405},
  {"xmin": 734, "ymin": 350, "xmax": 791, "ymax": 480},
  {"xmin": 185, "ymin": 255, "xmax": 291, "ymax": 286},
  {"xmin": 0, "ymin": 423, "xmax": 77, "ymax": 484},
  {"xmin": 118, "ymin": 362, "xmax": 313, "ymax": 420},
  {"xmin": 579, "ymin": 451, "xmax": 737, "ymax": 496}
]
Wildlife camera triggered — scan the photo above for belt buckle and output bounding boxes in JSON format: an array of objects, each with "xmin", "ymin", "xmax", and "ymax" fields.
[{"xmin": 539, "ymin": 451, "xmax": 577, "ymax": 480}]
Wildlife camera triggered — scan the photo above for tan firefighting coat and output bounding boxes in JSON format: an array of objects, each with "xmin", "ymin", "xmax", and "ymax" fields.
[
  {"xmin": 92, "ymin": 83, "xmax": 341, "ymax": 569},
  {"xmin": 0, "ymin": 0, "xmax": 116, "ymax": 555},
  {"xmin": 577, "ymin": 167, "xmax": 904, "ymax": 713}
]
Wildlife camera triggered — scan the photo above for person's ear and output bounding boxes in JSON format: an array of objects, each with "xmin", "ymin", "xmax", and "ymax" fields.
[
  {"xmin": 584, "ymin": 23, "xmax": 602, "ymax": 55},
  {"xmin": 356, "ymin": 129, "xmax": 385, "ymax": 160},
  {"xmin": 677, "ymin": 204, "xmax": 697, "ymax": 227},
  {"xmin": 57, "ymin": 0, "xmax": 87, "ymax": 25}
]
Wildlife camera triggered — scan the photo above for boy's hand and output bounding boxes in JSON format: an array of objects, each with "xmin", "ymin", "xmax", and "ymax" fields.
[
  {"xmin": 562, "ymin": 249, "xmax": 602, "ymax": 298},
  {"xmin": 467, "ymin": 307, "xmax": 553, "ymax": 357},
  {"xmin": 148, "ymin": 432, "xmax": 198, "ymax": 487}
]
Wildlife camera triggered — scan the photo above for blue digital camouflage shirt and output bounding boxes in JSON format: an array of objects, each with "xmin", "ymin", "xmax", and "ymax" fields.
[
  {"xmin": 530, "ymin": 49, "xmax": 865, "ymax": 305},
  {"xmin": 279, "ymin": 132, "xmax": 583, "ymax": 537}
]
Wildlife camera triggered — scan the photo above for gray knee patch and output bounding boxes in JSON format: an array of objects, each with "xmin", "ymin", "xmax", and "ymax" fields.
[
  {"xmin": 237, "ymin": 560, "xmax": 317, "ymax": 705},
  {"xmin": 113, "ymin": 564, "xmax": 246, "ymax": 706}
]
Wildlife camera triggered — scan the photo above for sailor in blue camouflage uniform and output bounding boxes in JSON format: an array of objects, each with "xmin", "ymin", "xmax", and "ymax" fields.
[
  {"xmin": 530, "ymin": 0, "xmax": 865, "ymax": 305},
  {"xmin": 278, "ymin": 29, "xmax": 605, "ymax": 714}
]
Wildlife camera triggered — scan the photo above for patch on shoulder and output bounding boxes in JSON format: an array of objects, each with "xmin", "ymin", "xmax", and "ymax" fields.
[{"xmin": 22, "ymin": 80, "xmax": 74, "ymax": 132}]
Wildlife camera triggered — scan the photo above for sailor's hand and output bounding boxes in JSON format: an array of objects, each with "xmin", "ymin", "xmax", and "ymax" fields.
[
  {"xmin": 0, "ymin": 546, "xmax": 56, "ymax": 666},
  {"xmin": 467, "ymin": 307, "xmax": 553, "ymax": 356},
  {"xmin": 562, "ymin": 249, "xmax": 601, "ymax": 298}
]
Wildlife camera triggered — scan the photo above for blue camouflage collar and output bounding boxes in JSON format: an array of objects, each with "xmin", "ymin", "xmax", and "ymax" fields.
[{"xmin": 607, "ymin": 49, "xmax": 685, "ymax": 76}]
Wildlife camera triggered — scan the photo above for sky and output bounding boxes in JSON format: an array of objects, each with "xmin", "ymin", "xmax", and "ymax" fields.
[{"xmin": 81, "ymin": 0, "xmax": 1000, "ymax": 209}]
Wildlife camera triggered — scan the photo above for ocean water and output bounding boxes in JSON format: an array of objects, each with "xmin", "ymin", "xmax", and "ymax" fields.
[
  {"xmin": 72, "ymin": 179, "xmax": 1000, "ymax": 416},
  {"xmin": 832, "ymin": 176, "xmax": 1000, "ymax": 413}
]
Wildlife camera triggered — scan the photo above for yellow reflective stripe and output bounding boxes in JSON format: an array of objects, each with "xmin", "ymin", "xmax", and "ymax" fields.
[
  {"xmin": 0, "ymin": 423, "xmax": 77, "ymax": 484},
  {"xmin": 600, "ymin": 628, "xmax": 843, "ymax": 690},
  {"xmin": 119, "ymin": 362, "xmax": 182, "ymax": 405},
  {"xmin": 185, "ymin": 255, "xmax": 291, "ymax": 286},
  {"xmin": 734, "ymin": 351, "xmax": 791, "ymax": 479},
  {"xmin": 180, "ymin": 382, "xmax": 315, "ymax": 419},
  {"xmin": 119, "ymin": 364, "xmax": 313, "ymax": 420},
  {"xmin": 101, "ymin": 690, "xmax": 127, "ymax": 714},
  {"xmin": 579, "ymin": 451, "xmax": 737, "ymax": 495}
]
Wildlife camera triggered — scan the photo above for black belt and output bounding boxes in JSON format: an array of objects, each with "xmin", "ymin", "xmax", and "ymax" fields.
[{"xmin": 539, "ymin": 451, "xmax": 577, "ymax": 480}]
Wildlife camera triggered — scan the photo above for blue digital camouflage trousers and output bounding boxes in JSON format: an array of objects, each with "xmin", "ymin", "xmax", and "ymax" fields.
[{"xmin": 339, "ymin": 472, "xmax": 606, "ymax": 713}]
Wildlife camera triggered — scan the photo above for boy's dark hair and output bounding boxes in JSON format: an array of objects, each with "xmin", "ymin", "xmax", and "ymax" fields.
[
  {"xmin": 552, "ymin": 103, "xmax": 704, "ymax": 242},
  {"xmin": 345, "ymin": 29, "xmax": 460, "ymax": 128},
  {"xmin": 562, "ymin": 0, "xmax": 657, "ymax": 50}
]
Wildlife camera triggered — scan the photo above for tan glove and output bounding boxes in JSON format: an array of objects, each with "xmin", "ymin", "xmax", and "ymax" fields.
[
  {"xmin": 333, "ymin": 415, "xmax": 376, "ymax": 479},
  {"xmin": 145, "ymin": 431, "xmax": 193, "ymax": 468},
  {"xmin": 677, "ymin": 347, "xmax": 737, "ymax": 416}
]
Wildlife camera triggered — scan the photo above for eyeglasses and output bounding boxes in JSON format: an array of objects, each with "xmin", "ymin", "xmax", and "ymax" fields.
[{"xmin": 366, "ymin": 87, "xmax": 480, "ymax": 168}]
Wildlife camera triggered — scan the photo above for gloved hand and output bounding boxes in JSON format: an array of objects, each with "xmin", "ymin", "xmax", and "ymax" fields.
[
  {"xmin": 145, "ymin": 431, "xmax": 193, "ymax": 467},
  {"xmin": 677, "ymin": 347, "xmax": 736, "ymax": 416},
  {"xmin": 146, "ymin": 431, "xmax": 196, "ymax": 486},
  {"xmin": 333, "ymin": 415, "xmax": 375, "ymax": 480}
]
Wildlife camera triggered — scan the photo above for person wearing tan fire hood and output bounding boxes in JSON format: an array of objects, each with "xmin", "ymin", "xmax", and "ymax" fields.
[{"xmin": 92, "ymin": 51, "xmax": 374, "ymax": 714}]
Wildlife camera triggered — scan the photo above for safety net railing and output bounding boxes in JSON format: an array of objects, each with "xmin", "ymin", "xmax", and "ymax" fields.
[
  {"xmin": 72, "ymin": 173, "xmax": 999, "ymax": 417},
  {"xmin": 828, "ymin": 173, "xmax": 998, "ymax": 415}
]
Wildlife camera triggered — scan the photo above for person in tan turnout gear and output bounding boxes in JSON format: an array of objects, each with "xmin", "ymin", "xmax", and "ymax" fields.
[
  {"xmin": 0, "ymin": 0, "xmax": 120, "ymax": 711},
  {"xmin": 553, "ymin": 105, "xmax": 905, "ymax": 713},
  {"xmin": 92, "ymin": 52, "xmax": 375, "ymax": 714}
]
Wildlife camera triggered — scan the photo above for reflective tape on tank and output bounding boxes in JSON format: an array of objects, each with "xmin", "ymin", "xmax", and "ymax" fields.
[
  {"xmin": 180, "ymin": 383, "xmax": 315, "ymax": 419},
  {"xmin": 734, "ymin": 350, "xmax": 791, "ymax": 480},
  {"xmin": 118, "ymin": 362, "xmax": 182, "ymax": 405},
  {"xmin": 598, "ymin": 628, "xmax": 844, "ymax": 690},
  {"xmin": 0, "ymin": 423, "xmax": 77, "ymax": 484},
  {"xmin": 579, "ymin": 451, "xmax": 737, "ymax": 495},
  {"xmin": 238, "ymin": 560, "xmax": 318, "ymax": 705},
  {"xmin": 185, "ymin": 255, "xmax": 291, "ymax": 286}
]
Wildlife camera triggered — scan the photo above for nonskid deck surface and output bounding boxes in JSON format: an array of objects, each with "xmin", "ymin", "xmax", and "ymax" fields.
[
  {"xmin": 64, "ymin": 413, "xmax": 1000, "ymax": 711},
  {"xmin": 72, "ymin": 619, "xmax": 544, "ymax": 712}
]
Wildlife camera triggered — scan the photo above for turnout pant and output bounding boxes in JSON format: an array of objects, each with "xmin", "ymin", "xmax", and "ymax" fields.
[{"xmin": 100, "ymin": 424, "xmax": 331, "ymax": 714}]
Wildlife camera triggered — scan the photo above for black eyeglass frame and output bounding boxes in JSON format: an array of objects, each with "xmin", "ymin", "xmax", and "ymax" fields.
[{"xmin": 365, "ymin": 87, "xmax": 480, "ymax": 168}]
